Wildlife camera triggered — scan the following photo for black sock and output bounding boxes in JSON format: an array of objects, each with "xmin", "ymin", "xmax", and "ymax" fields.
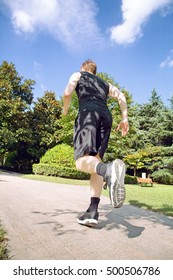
[
  {"xmin": 87, "ymin": 197, "xmax": 100, "ymax": 213},
  {"xmin": 96, "ymin": 162, "xmax": 107, "ymax": 177}
]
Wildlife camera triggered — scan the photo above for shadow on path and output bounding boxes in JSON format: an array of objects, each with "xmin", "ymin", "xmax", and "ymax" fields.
[
  {"xmin": 32, "ymin": 209, "xmax": 80, "ymax": 236},
  {"xmin": 31, "ymin": 204, "xmax": 173, "ymax": 239},
  {"xmin": 100, "ymin": 204, "xmax": 173, "ymax": 230},
  {"xmin": 128, "ymin": 200, "xmax": 173, "ymax": 219}
]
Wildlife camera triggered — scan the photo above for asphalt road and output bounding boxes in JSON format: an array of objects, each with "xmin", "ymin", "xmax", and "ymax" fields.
[{"xmin": 0, "ymin": 171, "xmax": 173, "ymax": 260}]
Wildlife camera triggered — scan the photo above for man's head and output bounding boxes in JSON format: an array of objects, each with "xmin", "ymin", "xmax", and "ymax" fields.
[{"xmin": 80, "ymin": 59, "xmax": 97, "ymax": 75}]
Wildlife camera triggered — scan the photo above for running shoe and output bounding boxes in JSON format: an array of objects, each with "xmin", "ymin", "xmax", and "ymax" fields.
[
  {"xmin": 104, "ymin": 159, "xmax": 126, "ymax": 208},
  {"xmin": 77, "ymin": 210, "xmax": 99, "ymax": 226}
]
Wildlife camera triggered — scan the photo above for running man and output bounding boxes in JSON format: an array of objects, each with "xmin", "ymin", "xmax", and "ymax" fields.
[{"xmin": 63, "ymin": 60, "xmax": 129, "ymax": 226}]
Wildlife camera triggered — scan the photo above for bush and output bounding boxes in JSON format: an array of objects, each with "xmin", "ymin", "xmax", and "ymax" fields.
[
  {"xmin": 0, "ymin": 225, "xmax": 8, "ymax": 260},
  {"xmin": 33, "ymin": 164, "xmax": 139, "ymax": 183},
  {"xmin": 125, "ymin": 174, "xmax": 138, "ymax": 184},
  {"xmin": 167, "ymin": 158, "xmax": 173, "ymax": 171},
  {"xmin": 2, "ymin": 150, "xmax": 33, "ymax": 173},
  {"xmin": 32, "ymin": 163, "xmax": 89, "ymax": 180},
  {"xmin": 151, "ymin": 169, "xmax": 173, "ymax": 185},
  {"xmin": 33, "ymin": 144, "xmax": 90, "ymax": 179},
  {"xmin": 40, "ymin": 144, "xmax": 75, "ymax": 167},
  {"xmin": 33, "ymin": 143, "xmax": 139, "ymax": 182},
  {"xmin": 4, "ymin": 151, "xmax": 17, "ymax": 167}
]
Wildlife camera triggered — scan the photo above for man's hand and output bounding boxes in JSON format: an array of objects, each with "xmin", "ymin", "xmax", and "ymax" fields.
[{"xmin": 116, "ymin": 119, "xmax": 129, "ymax": 137}]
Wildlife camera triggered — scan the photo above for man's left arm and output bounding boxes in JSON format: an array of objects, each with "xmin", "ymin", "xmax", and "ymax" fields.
[{"xmin": 108, "ymin": 83, "xmax": 129, "ymax": 136}]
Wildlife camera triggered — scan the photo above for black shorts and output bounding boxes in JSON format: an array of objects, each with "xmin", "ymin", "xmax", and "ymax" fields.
[{"xmin": 73, "ymin": 110, "xmax": 112, "ymax": 160}]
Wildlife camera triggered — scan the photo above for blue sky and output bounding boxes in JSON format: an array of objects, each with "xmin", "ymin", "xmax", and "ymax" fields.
[{"xmin": 0, "ymin": 0, "xmax": 173, "ymax": 105}]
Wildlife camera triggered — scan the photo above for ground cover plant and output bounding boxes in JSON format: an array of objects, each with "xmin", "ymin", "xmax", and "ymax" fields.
[{"xmin": 0, "ymin": 225, "xmax": 8, "ymax": 260}]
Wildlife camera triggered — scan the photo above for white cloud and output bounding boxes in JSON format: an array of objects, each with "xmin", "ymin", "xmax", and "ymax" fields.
[
  {"xmin": 160, "ymin": 50, "xmax": 173, "ymax": 68},
  {"xmin": 109, "ymin": 0, "xmax": 172, "ymax": 45},
  {"xmin": 2, "ymin": 0, "xmax": 103, "ymax": 49}
]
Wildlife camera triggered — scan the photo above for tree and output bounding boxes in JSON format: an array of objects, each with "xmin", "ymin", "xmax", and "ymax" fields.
[
  {"xmin": 31, "ymin": 91, "xmax": 62, "ymax": 159},
  {"xmin": 124, "ymin": 150, "xmax": 150, "ymax": 176},
  {"xmin": 134, "ymin": 89, "xmax": 173, "ymax": 148},
  {"xmin": 125, "ymin": 145, "xmax": 173, "ymax": 179},
  {"xmin": 0, "ymin": 61, "xmax": 34, "ymax": 104},
  {"xmin": 0, "ymin": 61, "xmax": 35, "ymax": 168},
  {"xmin": 168, "ymin": 94, "xmax": 173, "ymax": 110}
]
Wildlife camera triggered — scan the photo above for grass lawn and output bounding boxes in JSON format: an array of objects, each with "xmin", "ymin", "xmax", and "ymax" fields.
[
  {"xmin": 23, "ymin": 174, "xmax": 90, "ymax": 186},
  {"xmin": 102, "ymin": 184, "xmax": 173, "ymax": 217},
  {"xmin": 23, "ymin": 174, "xmax": 173, "ymax": 217}
]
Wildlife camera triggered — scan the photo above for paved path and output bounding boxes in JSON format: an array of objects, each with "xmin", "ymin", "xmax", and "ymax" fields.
[{"xmin": 0, "ymin": 171, "xmax": 173, "ymax": 260}]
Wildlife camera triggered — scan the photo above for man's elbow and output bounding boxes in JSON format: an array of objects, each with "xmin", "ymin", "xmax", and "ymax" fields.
[{"xmin": 64, "ymin": 90, "xmax": 71, "ymax": 97}]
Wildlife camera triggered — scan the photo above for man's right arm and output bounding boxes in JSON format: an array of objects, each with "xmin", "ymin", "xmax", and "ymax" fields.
[{"xmin": 63, "ymin": 72, "xmax": 81, "ymax": 115}]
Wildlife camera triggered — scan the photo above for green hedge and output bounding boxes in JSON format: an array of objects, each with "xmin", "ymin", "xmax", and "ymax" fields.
[
  {"xmin": 33, "ymin": 163, "xmax": 138, "ymax": 183},
  {"xmin": 40, "ymin": 144, "xmax": 75, "ymax": 167},
  {"xmin": 151, "ymin": 169, "xmax": 173, "ymax": 185},
  {"xmin": 33, "ymin": 144, "xmax": 139, "ymax": 182},
  {"xmin": 32, "ymin": 144, "xmax": 91, "ymax": 179},
  {"xmin": 125, "ymin": 174, "xmax": 138, "ymax": 184},
  {"xmin": 32, "ymin": 163, "xmax": 90, "ymax": 180}
]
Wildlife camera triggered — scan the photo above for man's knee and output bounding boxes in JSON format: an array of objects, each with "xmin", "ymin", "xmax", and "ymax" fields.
[
  {"xmin": 75, "ymin": 154, "xmax": 89, "ymax": 170},
  {"xmin": 75, "ymin": 158, "xmax": 81, "ymax": 170}
]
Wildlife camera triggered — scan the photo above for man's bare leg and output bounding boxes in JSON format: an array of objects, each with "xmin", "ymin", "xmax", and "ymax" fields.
[
  {"xmin": 76, "ymin": 154, "xmax": 103, "ymax": 226},
  {"xmin": 76, "ymin": 153, "xmax": 103, "ymax": 197},
  {"xmin": 75, "ymin": 154, "xmax": 101, "ymax": 174},
  {"xmin": 90, "ymin": 173, "xmax": 103, "ymax": 197}
]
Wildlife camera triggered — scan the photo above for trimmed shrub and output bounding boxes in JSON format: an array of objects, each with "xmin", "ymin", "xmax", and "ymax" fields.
[
  {"xmin": 33, "ymin": 164, "xmax": 139, "ymax": 183},
  {"xmin": 151, "ymin": 169, "xmax": 173, "ymax": 185},
  {"xmin": 32, "ymin": 144, "xmax": 90, "ymax": 179},
  {"xmin": 32, "ymin": 163, "xmax": 90, "ymax": 179},
  {"xmin": 40, "ymin": 144, "xmax": 75, "ymax": 167},
  {"xmin": 33, "ymin": 143, "xmax": 139, "ymax": 182},
  {"xmin": 125, "ymin": 174, "xmax": 138, "ymax": 184}
]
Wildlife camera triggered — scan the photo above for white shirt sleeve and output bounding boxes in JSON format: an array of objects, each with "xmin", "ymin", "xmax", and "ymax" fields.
[
  {"xmin": 108, "ymin": 83, "xmax": 122, "ymax": 98},
  {"xmin": 64, "ymin": 72, "xmax": 81, "ymax": 94}
]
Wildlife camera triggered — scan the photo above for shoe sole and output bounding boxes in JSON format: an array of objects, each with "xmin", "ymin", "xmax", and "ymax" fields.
[
  {"xmin": 77, "ymin": 218, "xmax": 98, "ymax": 227},
  {"xmin": 110, "ymin": 159, "xmax": 126, "ymax": 208}
]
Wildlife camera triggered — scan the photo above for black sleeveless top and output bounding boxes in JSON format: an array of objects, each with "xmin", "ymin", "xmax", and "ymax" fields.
[{"xmin": 75, "ymin": 71, "xmax": 111, "ymax": 118}]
